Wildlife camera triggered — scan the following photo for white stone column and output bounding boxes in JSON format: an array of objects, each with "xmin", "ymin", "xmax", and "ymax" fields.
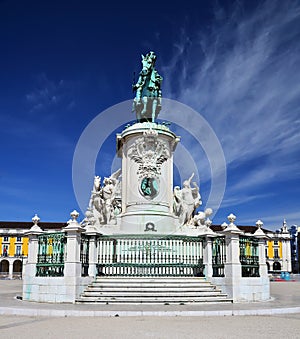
[
  {"xmin": 221, "ymin": 214, "xmax": 243, "ymax": 300},
  {"xmin": 254, "ymin": 220, "xmax": 268, "ymax": 278},
  {"xmin": 24, "ymin": 214, "xmax": 44, "ymax": 279},
  {"xmin": 286, "ymin": 238, "xmax": 292, "ymax": 272},
  {"xmin": 22, "ymin": 214, "xmax": 44, "ymax": 301},
  {"xmin": 8, "ymin": 260, "xmax": 13, "ymax": 279},
  {"xmin": 281, "ymin": 219, "xmax": 292, "ymax": 272},
  {"xmin": 85, "ymin": 223, "xmax": 100, "ymax": 277},
  {"xmin": 281, "ymin": 237, "xmax": 292, "ymax": 272},
  {"xmin": 203, "ymin": 236, "xmax": 213, "ymax": 278},
  {"xmin": 63, "ymin": 210, "xmax": 85, "ymax": 278}
]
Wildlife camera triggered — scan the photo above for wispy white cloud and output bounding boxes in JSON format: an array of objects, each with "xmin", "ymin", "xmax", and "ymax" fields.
[
  {"xmin": 25, "ymin": 73, "xmax": 76, "ymax": 113},
  {"xmin": 240, "ymin": 211, "xmax": 300, "ymax": 230},
  {"xmin": 162, "ymin": 0, "xmax": 300, "ymax": 212},
  {"xmin": 220, "ymin": 192, "xmax": 274, "ymax": 209}
]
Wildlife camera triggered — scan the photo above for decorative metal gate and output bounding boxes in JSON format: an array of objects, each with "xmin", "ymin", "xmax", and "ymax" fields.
[
  {"xmin": 239, "ymin": 236, "xmax": 259, "ymax": 277},
  {"xmin": 96, "ymin": 235, "xmax": 204, "ymax": 277},
  {"xmin": 80, "ymin": 234, "xmax": 89, "ymax": 276},
  {"xmin": 36, "ymin": 232, "xmax": 65, "ymax": 277},
  {"xmin": 212, "ymin": 237, "xmax": 226, "ymax": 277}
]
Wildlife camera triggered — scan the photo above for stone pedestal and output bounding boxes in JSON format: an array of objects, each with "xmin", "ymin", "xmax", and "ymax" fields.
[
  {"xmin": 223, "ymin": 227, "xmax": 243, "ymax": 300},
  {"xmin": 63, "ymin": 213, "xmax": 85, "ymax": 278},
  {"xmin": 22, "ymin": 215, "xmax": 44, "ymax": 300},
  {"xmin": 23, "ymin": 216, "xmax": 44, "ymax": 279},
  {"xmin": 84, "ymin": 225, "xmax": 100, "ymax": 277},
  {"xmin": 116, "ymin": 122, "xmax": 180, "ymax": 234}
]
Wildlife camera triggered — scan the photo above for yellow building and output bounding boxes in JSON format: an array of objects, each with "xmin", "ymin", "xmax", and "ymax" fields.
[
  {"xmin": 0, "ymin": 221, "xmax": 64, "ymax": 279},
  {"xmin": 264, "ymin": 220, "xmax": 292, "ymax": 273}
]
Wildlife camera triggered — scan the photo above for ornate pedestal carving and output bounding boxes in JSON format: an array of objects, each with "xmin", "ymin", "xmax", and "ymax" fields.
[{"xmin": 116, "ymin": 122, "xmax": 180, "ymax": 234}]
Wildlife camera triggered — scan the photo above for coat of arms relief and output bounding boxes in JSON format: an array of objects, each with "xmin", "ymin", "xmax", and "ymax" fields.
[{"xmin": 128, "ymin": 129, "xmax": 170, "ymax": 179}]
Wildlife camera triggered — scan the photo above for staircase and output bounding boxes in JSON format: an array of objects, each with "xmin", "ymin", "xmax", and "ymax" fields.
[{"xmin": 76, "ymin": 277, "xmax": 232, "ymax": 304}]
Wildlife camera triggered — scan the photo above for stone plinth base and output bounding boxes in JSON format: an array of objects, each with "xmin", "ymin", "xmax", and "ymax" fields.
[
  {"xmin": 210, "ymin": 276, "xmax": 270, "ymax": 302},
  {"xmin": 22, "ymin": 276, "xmax": 93, "ymax": 303},
  {"xmin": 119, "ymin": 211, "xmax": 180, "ymax": 234}
]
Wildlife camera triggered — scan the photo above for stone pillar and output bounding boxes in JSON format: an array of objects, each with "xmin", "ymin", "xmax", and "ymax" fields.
[
  {"xmin": 84, "ymin": 223, "xmax": 100, "ymax": 277},
  {"xmin": 116, "ymin": 123, "xmax": 180, "ymax": 234},
  {"xmin": 286, "ymin": 238, "xmax": 292, "ymax": 272},
  {"xmin": 254, "ymin": 220, "xmax": 268, "ymax": 278},
  {"xmin": 280, "ymin": 220, "xmax": 292, "ymax": 272},
  {"xmin": 203, "ymin": 236, "xmax": 214, "ymax": 278},
  {"xmin": 63, "ymin": 210, "xmax": 85, "ymax": 279},
  {"xmin": 8, "ymin": 261, "xmax": 13, "ymax": 279},
  {"xmin": 221, "ymin": 214, "xmax": 243, "ymax": 300},
  {"xmin": 24, "ymin": 214, "xmax": 44, "ymax": 279}
]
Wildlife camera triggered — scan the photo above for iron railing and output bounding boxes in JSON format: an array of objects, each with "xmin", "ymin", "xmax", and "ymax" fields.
[
  {"xmin": 212, "ymin": 237, "xmax": 226, "ymax": 277},
  {"xmin": 96, "ymin": 235, "xmax": 204, "ymax": 277},
  {"xmin": 239, "ymin": 236, "xmax": 259, "ymax": 277},
  {"xmin": 36, "ymin": 232, "xmax": 65, "ymax": 277},
  {"xmin": 80, "ymin": 234, "xmax": 90, "ymax": 276}
]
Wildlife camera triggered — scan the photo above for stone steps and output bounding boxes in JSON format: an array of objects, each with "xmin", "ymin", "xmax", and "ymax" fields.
[{"xmin": 76, "ymin": 277, "xmax": 232, "ymax": 304}]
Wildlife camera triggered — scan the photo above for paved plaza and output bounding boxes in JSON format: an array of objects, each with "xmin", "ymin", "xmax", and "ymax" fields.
[{"xmin": 0, "ymin": 279, "xmax": 300, "ymax": 338}]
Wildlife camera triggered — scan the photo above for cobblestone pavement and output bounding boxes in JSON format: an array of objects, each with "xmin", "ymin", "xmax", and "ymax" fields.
[
  {"xmin": 0, "ymin": 279, "xmax": 300, "ymax": 338},
  {"xmin": 0, "ymin": 313, "xmax": 300, "ymax": 339}
]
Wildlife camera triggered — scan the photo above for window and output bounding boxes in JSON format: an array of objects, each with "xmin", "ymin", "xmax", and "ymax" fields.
[
  {"xmin": 2, "ymin": 245, "xmax": 8, "ymax": 257},
  {"xmin": 265, "ymin": 248, "xmax": 268, "ymax": 258},
  {"xmin": 274, "ymin": 240, "xmax": 278, "ymax": 245},
  {"xmin": 3, "ymin": 236, "xmax": 8, "ymax": 242},
  {"xmin": 16, "ymin": 245, "xmax": 21, "ymax": 256},
  {"xmin": 17, "ymin": 236, "xmax": 22, "ymax": 242},
  {"xmin": 274, "ymin": 249, "xmax": 279, "ymax": 258}
]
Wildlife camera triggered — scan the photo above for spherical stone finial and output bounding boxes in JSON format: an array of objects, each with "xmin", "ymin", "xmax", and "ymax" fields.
[
  {"xmin": 70, "ymin": 210, "xmax": 79, "ymax": 221},
  {"xmin": 256, "ymin": 220, "xmax": 263, "ymax": 228},
  {"xmin": 32, "ymin": 214, "xmax": 40, "ymax": 225},
  {"xmin": 221, "ymin": 222, "xmax": 228, "ymax": 229},
  {"xmin": 227, "ymin": 213, "xmax": 236, "ymax": 224}
]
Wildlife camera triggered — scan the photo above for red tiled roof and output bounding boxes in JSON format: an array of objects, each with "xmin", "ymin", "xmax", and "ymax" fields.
[
  {"xmin": 211, "ymin": 224, "xmax": 273, "ymax": 234},
  {"xmin": 0, "ymin": 221, "xmax": 67, "ymax": 231}
]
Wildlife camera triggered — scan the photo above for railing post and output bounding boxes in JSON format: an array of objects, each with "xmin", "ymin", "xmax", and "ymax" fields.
[
  {"xmin": 254, "ymin": 220, "xmax": 269, "ymax": 278},
  {"xmin": 23, "ymin": 214, "xmax": 44, "ymax": 279},
  {"xmin": 221, "ymin": 214, "xmax": 243, "ymax": 300},
  {"xmin": 84, "ymin": 222, "xmax": 100, "ymax": 277},
  {"xmin": 63, "ymin": 210, "xmax": 85, "ymax": 279},
  {"xmin": 203, "ymin": 236, "xmax": 214, "ymax": 278}
]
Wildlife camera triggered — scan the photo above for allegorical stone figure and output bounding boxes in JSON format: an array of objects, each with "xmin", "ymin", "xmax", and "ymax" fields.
[
  {"xmin": 132, "ymin": 51, "xmax": 163, "ymax": 123},
  {"xmin": 173, "ymin": 173, "xmax": 202, "ymax": 225},
  {"xmin": 86, "ymin": 169, "xmax": 121, "ymax": 226}
]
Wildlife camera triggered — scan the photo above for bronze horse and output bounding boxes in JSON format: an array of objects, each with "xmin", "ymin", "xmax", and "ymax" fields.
[{"xmin": 132, "ymin": 51, "xmax": 163, "ymax": 123}]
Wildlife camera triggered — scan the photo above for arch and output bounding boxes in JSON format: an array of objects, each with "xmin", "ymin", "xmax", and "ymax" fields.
[
  {"xmin": 0, "ymin": 259, "xmax": 9, "ymax": 276},
  {"xmin": 13, "ymin": 260, "xmax": 22, "ymax": 274},
  {"xmin": 273, "ymin": 261, "xmax": 281, "ymax": 271}
]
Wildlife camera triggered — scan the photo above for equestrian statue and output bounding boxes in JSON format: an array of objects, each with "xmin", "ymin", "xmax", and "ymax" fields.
[{"xmin": 132, "ymin": 51, "xmax": 163, "ymax": 123}]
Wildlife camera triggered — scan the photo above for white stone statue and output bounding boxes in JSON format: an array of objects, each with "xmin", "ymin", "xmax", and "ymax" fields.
[
  {"xmin": 85, "ymin": 169, "xmax": 121, "ymax": 226},
  {"xmin": 192, "ymin": 208, "xmax": 213, "ymax": 227},
  {"xmin": 101, "ymin": 177, "xmax": 117, "ymax": 224},
  {"xmin": 93, "ymin": 176, "xmax": 101, "ymax": 191},
  {"xmin": 173, "ymin": 173, "xmax": 202, "ymax": 225}
]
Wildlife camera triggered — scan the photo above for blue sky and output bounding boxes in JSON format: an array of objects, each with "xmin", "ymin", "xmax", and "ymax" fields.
[{"xmin": 0, "ymin": 0, "xmax": 299, "ymax": 230}]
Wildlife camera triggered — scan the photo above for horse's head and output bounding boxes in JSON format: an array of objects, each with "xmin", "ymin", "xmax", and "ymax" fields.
[{"xmin": 141, "ymin": 51, "xmax": 156, "ymax": 75}]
